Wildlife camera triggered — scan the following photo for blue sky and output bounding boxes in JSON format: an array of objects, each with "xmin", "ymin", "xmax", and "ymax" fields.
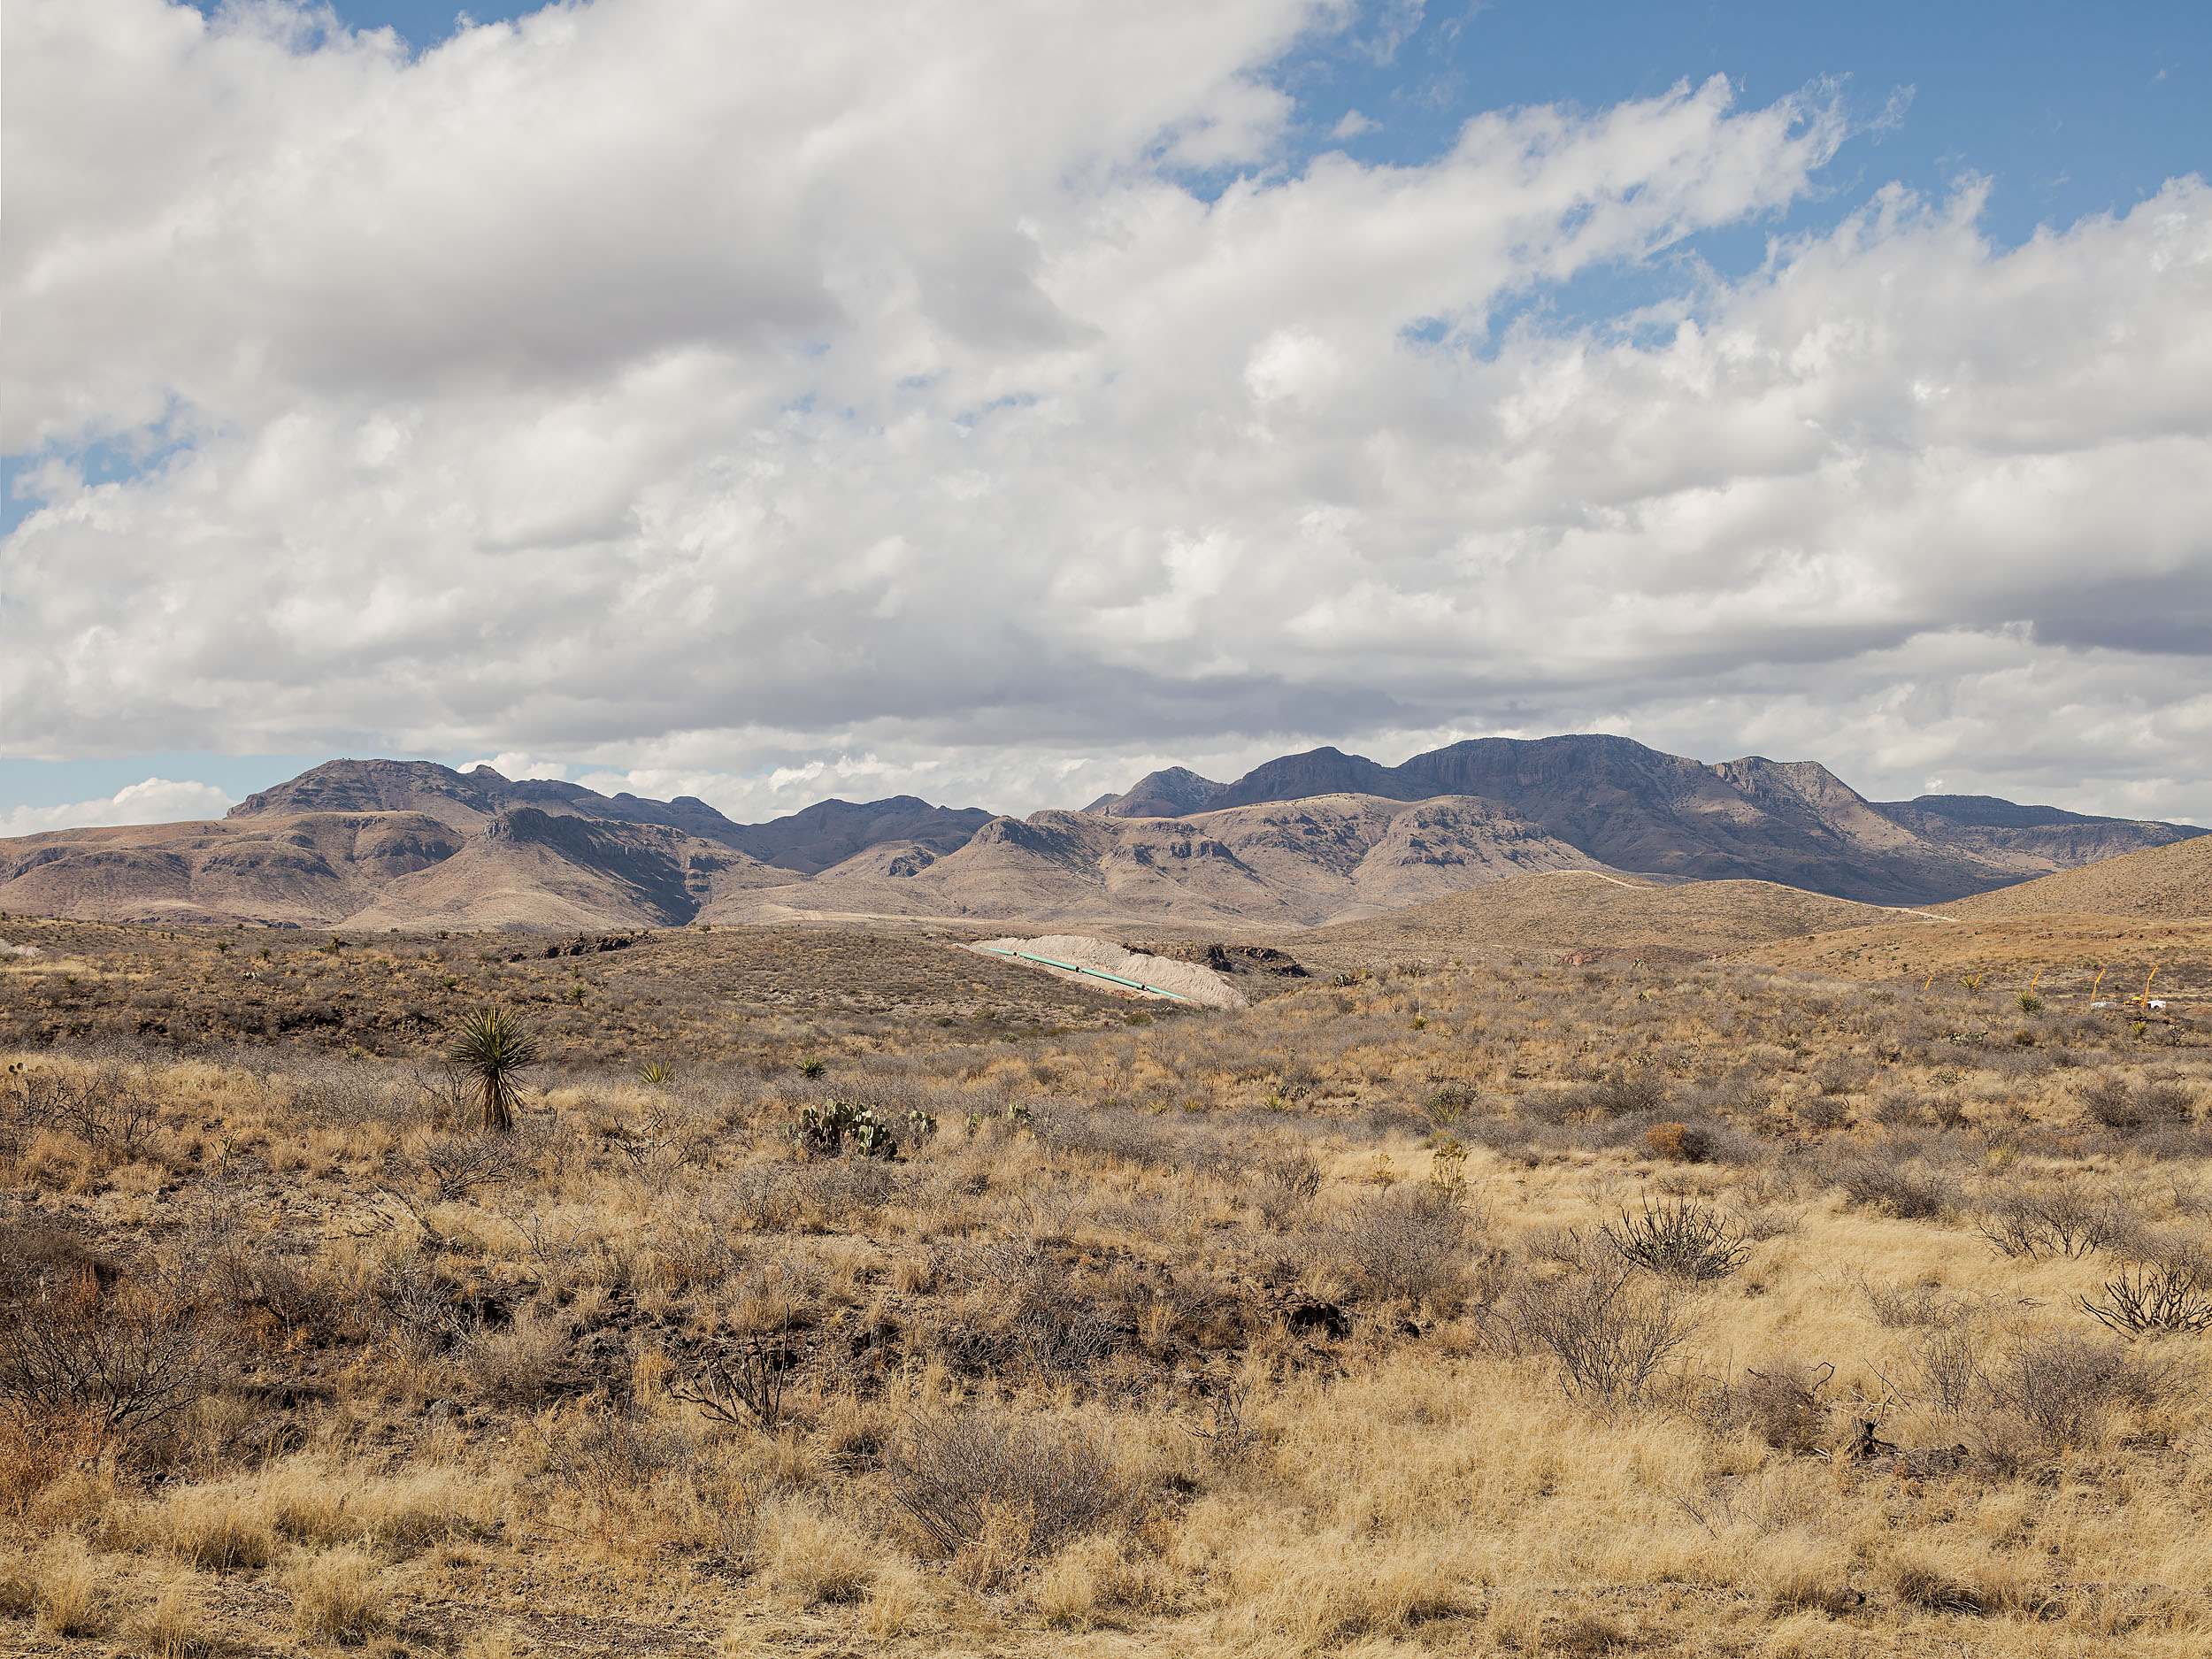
[{"xmin": 5, "ymin": 0, "xmax": 2210, "ymax": 830}]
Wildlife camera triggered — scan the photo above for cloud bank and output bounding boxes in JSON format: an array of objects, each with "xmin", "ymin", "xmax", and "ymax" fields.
[
  {"xmin": 4, "ymin": 0, "xmax": 2208, "ymax": 824},
  {"xmin": 0, "ymin": 779, "xmax": 237, "ymax": 839}
]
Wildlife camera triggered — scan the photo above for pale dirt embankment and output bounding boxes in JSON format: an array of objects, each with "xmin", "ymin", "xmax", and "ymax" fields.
[{"xmin": 966, "ymin": 934, "xmax": 1247, "ymax": 1008}]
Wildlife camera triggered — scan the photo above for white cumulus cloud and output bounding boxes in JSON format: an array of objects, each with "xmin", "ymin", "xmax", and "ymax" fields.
[
  {"xmin": 4, "ymin": 0, "xmax": 2209, "ymax": 825},
  {"xmin": 0, "ymin": 778, "xmax": 236, "ymax": 838}
]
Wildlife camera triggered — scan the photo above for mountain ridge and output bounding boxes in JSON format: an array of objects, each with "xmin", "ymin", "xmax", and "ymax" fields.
[
  {"xmin": 2, "ymin": 738, "xmax": 2198, "ymax": 931},
  {"xmin": 1084, "ymin": 734, "xmax": 2200, "ymax": 905}
]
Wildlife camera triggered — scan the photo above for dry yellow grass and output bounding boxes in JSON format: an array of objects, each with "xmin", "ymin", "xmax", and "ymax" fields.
[{"xmin": 2, "ymin": 926, "xmax": 2209, "ymax": 1654}]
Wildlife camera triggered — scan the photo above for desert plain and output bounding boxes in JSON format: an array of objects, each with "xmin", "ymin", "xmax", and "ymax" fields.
[{"xmin": 3, "ymin": 838, "xmax": 2210, "ymax": 1657}]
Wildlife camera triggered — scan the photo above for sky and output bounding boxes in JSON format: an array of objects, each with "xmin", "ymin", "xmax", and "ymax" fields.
[{"xmin": 4, "ymin": 0, "xmax": 2209, "ymax": 837}]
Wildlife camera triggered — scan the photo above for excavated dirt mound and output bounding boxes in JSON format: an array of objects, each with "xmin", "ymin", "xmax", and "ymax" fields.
[
  {"xmin": 966, "ymin": 934, "xmax": 1246, "ymax": 1008},
  {"xmin": 1121, "ymin": 939, "xmax": 1310, "ymax": 997}
]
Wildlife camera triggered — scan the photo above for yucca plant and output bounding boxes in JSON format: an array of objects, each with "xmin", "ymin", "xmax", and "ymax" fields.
[{"xmin": 447, "ymin": 1005, "xmax": 540, "ymax": 1133}]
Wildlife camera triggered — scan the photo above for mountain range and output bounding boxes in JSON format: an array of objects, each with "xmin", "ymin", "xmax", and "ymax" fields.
[
  {"xmin": 1085, "ymin": 736, "xmax": 2198, "ymax": 902},
  {"xmin": 0, "ymin": 738, "xmax": 2197, "ymax": 933}
]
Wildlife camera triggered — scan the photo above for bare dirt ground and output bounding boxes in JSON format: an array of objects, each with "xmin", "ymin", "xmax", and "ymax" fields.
[{"xmin": 4, "ymin": 906, "xmax": 2211, "ymax": 1656}]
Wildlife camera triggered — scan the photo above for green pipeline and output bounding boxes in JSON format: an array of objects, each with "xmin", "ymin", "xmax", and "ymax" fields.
[{"xmin": 979, "ymin": 946, "xmax": 1192, "ymax": 1002}]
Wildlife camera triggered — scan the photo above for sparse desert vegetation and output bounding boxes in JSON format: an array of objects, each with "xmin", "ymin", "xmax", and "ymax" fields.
[{"xmin": 3, "ymin": 915, "xmax": 2210, "ymax": 1655}]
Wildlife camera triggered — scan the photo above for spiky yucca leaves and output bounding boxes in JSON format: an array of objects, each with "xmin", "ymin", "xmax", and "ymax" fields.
[{"xmin": 446, "ymin": 1006, "xmax": 539, "ymax": 1133}]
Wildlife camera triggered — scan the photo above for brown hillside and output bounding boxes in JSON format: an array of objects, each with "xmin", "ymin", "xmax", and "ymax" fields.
[
  {"xmin": 2, "ymin": 793, "xmax": 1600, "ymax": 936},
  {"xmin": 342, "ymin": 809, "xmax": 802, "ymax": 932},
  {"xmin": 1716, "ymin": 836, "xmax": 2212, "ymax": 1006},
  {"xmin": 1286, "ymin": 868, "xmax": 1915, "ymax": 972},
  {"xmin": 0, "ymin": 809, "xmax": 802, "ymax": 932},
  {"xmin": 0, "ymin": 812, "xmax": 465, "ymax": 926},
  {"xmin": 1938, "ymin": 832, "xmax": 2212, "ymax": 920},
  {"xmin": 1724, "ymin": 912, "xmax": 2212, "ymax": 1013},
  {"xmin": 696, "ymin": 794, "xmax": 1610, "ymax": 931}
]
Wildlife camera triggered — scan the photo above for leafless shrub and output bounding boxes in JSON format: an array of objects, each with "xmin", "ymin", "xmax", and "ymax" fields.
[
  {"xmin": 1253, "ymin": 1148, "xmax": 1323, "ymax": 1210},
  {"xmin": 1863, "ymin": 1280, "xmax": 1977, "ymax": 1330},
  {"xmin": 1325, "ymin": 1187, "xmax": 1476, "ymax": 1303},
  {"xmin": 2079, "ymin": 1254, "xmax": 2212, "ymax": 1338},
  {"xmin": 456, "ymin": 1309, "xmax": 565, "ymax": 1407},
  {"xmin": 9, "ymin": 1063, "xmax": 160, "ymax": 1156},
  {"xmin": 938, "ymin": 1237, "xmax": 1043, "ymax": 1294},
  {"xmin": 1522, "ymin": 1225, "xmax": 1595, "ymax": 1270},
  {"xmin": 369, "ymin": 1253, "xmax": 468, "ymax": 1346},
  {"xmin": 1816, "ymin": 1152, "xmax": 1962, "ymax": 1221},
  {"xmin": 1975, "ymin": 1182, "xmax": 2135, "ymax": 1261},
  {"xmin": 1982, "ymin": 1333, "xmax": 2184, "ymax": 1451},
  {"xmin": 1732, "ymin": 1202, "xmax": 1808, "ymax": 1241},
  {"xmin": 1717, "ymin": 1358, "xmax": 1835, "ymax": 1452},
  {"xmin": 885, "ymin": 1410, "xmax": 1133, "ymax": 1559},
  {"xmin": 2131, "ymin": 1121, "xmax": 2212, "ymax": 1162},
  {"xmin": 613, "ymin": 1091, "xmax": 716, "ymax": 1180},
  {"xmin": 927, "ymin": 1320, "xmax": 1018, "ymax": 1375},
  {"xmin": 541, "ymin": 1408, "xmax": 695, "ymax": 1508},
  {"xmin": 2081, "ymin": 1074, "xmax": 2195, "ymax": 1132},
  {"xmin": 720, "ymin": 1163, "xmax": 809, "ymax": 1233},
  {"xmin": 1568, "ymin": 1069, "xmax": 1670, "ymax": 1119},
  {"xmin": 494, "ymin": 1200, "xmax": 608, "ymax": 1289},
  {"xmin": 1464, "ymin": 1115, "xmax": 1539, "ymax": 1165},
  {"xmin": 1871, "ymin": 1087, "xmax": 1924, "ymax": 1128},
  {"xmin": 0, "ymin": 1257, "xmax": 231, "ymax": 1440},
  {"xmin": 1601, "ymin": 1197, "xmax": 1749, "ymax": 1281},
  {"xmin": 720, "ymin": 1159, "xmax": 904, "ymax": 1233},
  {"xmin": 1040, "ymin": 1112, "xmax": 1179, "ymax": 1171},
  {"xmin": 1797, "ymin": 1094, "xmax": 1853, "ymax": 1133},
  {"xmin": 1187, "ymin": 1379, "xmax": 1256, "ymax": 1463},
  {"xmin": 936, "ymin": 1244, "xmax": 1125, "ymax": 1376},
  {"xmin": 1011, "ymin": 1273, "xmax": 1125, "ymax": 1377},
  {"xmin": 405, "ymin": 1062, "xmax": 478, "ymax": 1126},
  {"xmin": 1507, "ymin": 1260, "xmax": 1696, "ymax": 1403},
  {"xmin": 196, "ymin": 1209, "xmax": 348, "ymax": 1346},
  {"xmin": 1808, "ymin": 1057, "xmax": 1861, "ymax": 1096},
  {"xmin": 1906, "ymin": 1325, "xmax": 1985, "ymax": 1417},
  {"xmin": 790, "ymin": 1158, "xmax": 904, "ymax": 1223},
  {"xmin": 392, "ymin": 1130, "xmax": 529, "ymax": 1202},
  {"xmin": 670, "ymin": 1343, "xmax": 792, "ymax": 1432}
]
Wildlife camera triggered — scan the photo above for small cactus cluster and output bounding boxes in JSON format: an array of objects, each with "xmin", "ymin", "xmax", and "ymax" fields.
[{"xmin": 788, "ymin": 1098, "xmax": 899, "ymax": 1158}]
